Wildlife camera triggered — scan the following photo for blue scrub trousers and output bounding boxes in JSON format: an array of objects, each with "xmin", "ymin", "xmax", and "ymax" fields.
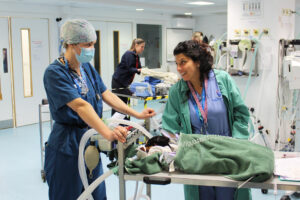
[
  {"xmin": 45, "ymin": 145, "xmax": 107, "ymax": 200},
  {"xmin": 199, "ymin": 186, "xmax": 236, "ymax": 200}
]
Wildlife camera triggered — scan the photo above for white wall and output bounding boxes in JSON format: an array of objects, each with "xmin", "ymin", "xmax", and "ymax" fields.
[
  {"xmin": 228, "ymin": 0, "xmax": 295, "ymax": 149},
  {"xmin": 195, "ymin": 14, "xmax": 227, "ymax": 40},
  {"xmin": 0, "ymin": 2, "xmax": 175, "ymax": 71}
]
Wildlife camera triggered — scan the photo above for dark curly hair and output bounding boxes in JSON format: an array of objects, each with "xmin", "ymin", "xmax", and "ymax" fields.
[{"xmin": 173, "ymin": 40, "xmax": 213, "ymax": 83}]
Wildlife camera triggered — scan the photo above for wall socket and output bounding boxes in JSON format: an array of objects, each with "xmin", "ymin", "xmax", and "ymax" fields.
[{"xmin": 282, "ymin": 8, "xmax": 292, "ymax": 16}]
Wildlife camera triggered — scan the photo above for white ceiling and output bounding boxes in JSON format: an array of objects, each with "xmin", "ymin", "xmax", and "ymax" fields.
[
  {"xmin": 0, "ymin": 0, "xmax": 300, "ymax": 17},
  {"xmin": 0, "ymin": 0, "xmax": 228, "ymax": 16}
]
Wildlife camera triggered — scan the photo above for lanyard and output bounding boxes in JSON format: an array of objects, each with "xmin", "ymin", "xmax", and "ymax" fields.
[
  {"xmin": 61, "ymin": 57, "xmax": 101, "ymax": 101},
  {"xmin": 64, "ymin": 59, "xmax": 90, "ymax": 99},
  {"xmin": 187, "ymin": 78, "xmax": 208, "ymax": 125}
]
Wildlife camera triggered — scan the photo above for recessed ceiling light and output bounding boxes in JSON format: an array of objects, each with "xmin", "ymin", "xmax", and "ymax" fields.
[
  {"xmin": 136, "ymin": 8, "xmax": 144, "ymax": 11},
  {"xmin": 186, "ymin": 1, "xmax": 215, "ymax": 6},
  {"xmin": 184, "ymin": 12, "xmax": 192, "ymax": 15}
]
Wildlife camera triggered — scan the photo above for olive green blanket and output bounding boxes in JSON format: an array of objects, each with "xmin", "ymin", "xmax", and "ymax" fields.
[
  {"xmin": 125, "ymin": 134, "xmax": 274, "ymax": 183},
  {"xmin": 174, "ymin": 134, "xmax": 274, "ymax": 182}
]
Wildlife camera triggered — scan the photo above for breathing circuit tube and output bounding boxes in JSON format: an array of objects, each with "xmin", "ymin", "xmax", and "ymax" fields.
[
  {"xmin": 78, "ymin": 128, "xmax": 98, "ymax": 200},
  {"xmin": 106, "ymin": 118, "xmax": 153, "ymax": 139},
  {"xmin": 78, "ymin": 119, "xmax": 153, "ymax": 200},
  {"xmin": 77, "ymin": 166, "xmax": 119, "ymax": 200}
]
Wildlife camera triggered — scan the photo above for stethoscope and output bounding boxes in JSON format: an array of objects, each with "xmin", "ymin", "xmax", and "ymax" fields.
[{"xmin": 59, "ymin": 57, "xmax": 101, "ymax": 101}]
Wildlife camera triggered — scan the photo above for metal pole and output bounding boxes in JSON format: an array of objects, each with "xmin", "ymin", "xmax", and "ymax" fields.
[
  {"xmin": 38, "ymin": 104, "xmax": 44, "ymax": 169},
  {"xmin": 118, "ymin": 141, "xmax": 126, "ymax": 200}
]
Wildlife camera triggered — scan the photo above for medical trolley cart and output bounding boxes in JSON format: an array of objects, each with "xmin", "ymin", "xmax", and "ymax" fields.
[
  {"xmin": 117, "ymin": 131, "xmax": 300, "ymax": 200},
  {"xmin": 38, "ymin": 99, "xmax": 53, "ymax": 182}
]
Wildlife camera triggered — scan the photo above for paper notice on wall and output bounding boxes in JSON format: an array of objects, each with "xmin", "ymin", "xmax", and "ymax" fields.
[{"xmin": 32, "ymin": 41, "xmax": 43, "ymax": 61}]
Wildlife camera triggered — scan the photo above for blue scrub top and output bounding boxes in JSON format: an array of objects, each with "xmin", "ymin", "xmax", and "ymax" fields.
[
  {"xmin": 43, "ymin": 58, "xmax": 107, "ymax": 156},
  {"xmin": 189, "ymin": 70, "xmax": 231, "ymax": 136}
]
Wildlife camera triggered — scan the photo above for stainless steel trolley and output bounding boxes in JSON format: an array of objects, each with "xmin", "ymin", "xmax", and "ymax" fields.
[
  {"xmin": 117, "ymin": 131, "xmax": 300, "ymax": 200},
  {"xmin": 38, "ymin": 99, "xmax": 53, "ymax": 182}
]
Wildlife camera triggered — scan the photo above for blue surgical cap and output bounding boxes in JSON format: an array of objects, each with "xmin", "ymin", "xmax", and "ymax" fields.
[{"xmin": 60, "ymin": 19, "xmax": 97, "ymax": 44}]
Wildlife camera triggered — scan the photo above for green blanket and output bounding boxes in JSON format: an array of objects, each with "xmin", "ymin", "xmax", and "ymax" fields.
[{"xmin": 174, "ymin": 134, "xmax": 274, "ymax": 182}]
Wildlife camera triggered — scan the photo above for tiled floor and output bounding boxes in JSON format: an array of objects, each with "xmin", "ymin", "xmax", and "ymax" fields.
[{"xmin": 0, "ymin": 101, "xmax": 298, "ymax": 200}]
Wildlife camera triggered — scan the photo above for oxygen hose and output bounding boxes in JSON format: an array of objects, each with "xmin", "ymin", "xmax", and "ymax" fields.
[
  {"xmin": 214, "ymin": 32, "xmax": 227, "ymax": 69},
  {"xmin": 242, "ymin": 31, "xmax": 264, "ymax": 100},
  {"xmin": 240, "ymin": 32, "xmax": 263, "ymax": 142}
]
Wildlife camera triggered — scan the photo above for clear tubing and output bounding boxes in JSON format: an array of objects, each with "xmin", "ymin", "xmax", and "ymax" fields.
[
  {"xmin": 128, "ymin": 182, "xmax": 151, "ymax": 200},
  {"xmin": 77, "ymin": 166, "xmax": 118, "ymax": 200},
  {"xmin": 78, "ymin": 129, "xmax": 98, "ymax": 200},
  {"xmin": 106, "ymin": 118, "xmax": 153, "ymax": 139},
  {"xmin": 78, "ymin": 119, "xmax": 152, "ymax": 200},
  {"xmin": 242, "ymin": 32, "xmax": 263, "ymax": 100},
  {"xmin": 214, "ymin": 32, "xmax": 227, "ymax": 69}
]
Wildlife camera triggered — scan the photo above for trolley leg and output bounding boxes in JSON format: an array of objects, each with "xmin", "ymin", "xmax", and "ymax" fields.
[
  {"xmin": 144, "ymin": 101, "xmax": 150, "ymax": 131},
  {"xmin": 39, "ymin": 104, "xmax": 44, "ymax": 171},
  {"xmin": 118, "ymin": 142, "xmax": 126, "ymax": 200},
  {"xmin": 39, "ymin": 104, "xmax": 46, "ymax": 182},
  {"xmin": 146, "ymin": 184, "xmax": 151, "ymax": 198}
]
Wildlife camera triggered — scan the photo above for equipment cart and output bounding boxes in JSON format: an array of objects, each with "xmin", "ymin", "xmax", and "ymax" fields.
[
  {"xmin": 117, "ymin": 131, "xmax": 300, "ymax": 200},
  {"xmin": 38, "ymin": 99, "xmax": 53, "ymax": 182}
]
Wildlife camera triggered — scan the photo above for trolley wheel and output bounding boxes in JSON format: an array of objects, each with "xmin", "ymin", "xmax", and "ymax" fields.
[
  {"xmin": 41, "ymin": 170, "xmax": 46, "ymax": 183},
  {"xmin": 280, "ymin": 195, "xmax": 291, "ymax": 200},
  {"xmin": 261, "ymin": 189, "xmax": 268, "ymax": 194}
]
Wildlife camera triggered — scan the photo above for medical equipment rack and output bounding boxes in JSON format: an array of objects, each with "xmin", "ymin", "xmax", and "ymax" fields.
[
  {"xmin": 38, "ymin": 99, "xmax": 53, "ymax": 182},
  {"xmin": 117, "ymin": 133, "xmax": 300, "ymax": 200}
]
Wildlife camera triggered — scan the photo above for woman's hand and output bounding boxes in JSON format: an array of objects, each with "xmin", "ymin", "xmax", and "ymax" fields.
[
  {"xmin": 136, "ymin": 108, "xmax": 156, "ymax": 119},
  {"xmin": 110, "ymin": 126, "xmax": 128, "ymax": 143}
]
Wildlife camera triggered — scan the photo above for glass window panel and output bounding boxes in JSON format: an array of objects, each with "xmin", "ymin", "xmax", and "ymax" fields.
[
  {"xmin": 113, "ymin": 31, "xmax": 119, "ymax": 71},
  {"xmin": 94, "ymin": 30, "xmax": 101, "ymax": 75},
  {"xmin": 137, "ymin": 24, "xmax": 162, "ymax": 69},
  {"xmin": 21, "ymin": 28, "xmax": 33, "ymax": 97}
]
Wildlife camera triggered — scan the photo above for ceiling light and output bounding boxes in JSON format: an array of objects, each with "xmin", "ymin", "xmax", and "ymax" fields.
[
  {"xmin": 186, "ymin": 1, "xmax": 215, "ymax": 6},
  {"xmin": 184, "ymin": 12, "xmax": 192, "ymax": 15},
  {"xmin": 136, "ymin": 8, "xmax": 144, "ymax": 11}
]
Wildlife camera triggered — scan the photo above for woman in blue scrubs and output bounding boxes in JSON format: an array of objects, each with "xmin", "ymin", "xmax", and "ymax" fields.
[
  {"xmin": 162, "ymin": 40, "xmax": 250, "ymax": 200},
  {"xmin": 43, "ymin": 19, "xmax": 155, "ymax": 200}
]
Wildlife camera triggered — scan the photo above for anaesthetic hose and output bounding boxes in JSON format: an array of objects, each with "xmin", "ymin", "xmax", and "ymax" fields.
[
  {"xmin": 77, "ymin": 166, "xmax": 119, "ymax": 200},
  {"xmin": 78, "ymin": 128, "xmax": 98, "ymax": 200},
  {"xmin": 106, "ymin": 118, "xmax": 153, "ymax": 139}
]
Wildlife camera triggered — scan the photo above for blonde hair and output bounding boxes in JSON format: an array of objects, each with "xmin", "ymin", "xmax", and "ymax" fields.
[
  {"xmin": 192, "ymin": 32, "xmax": 203, "ymax": 43},
  {"xmin": 130, "ymin": 38, "xmax": 145, "ymax": 51}
]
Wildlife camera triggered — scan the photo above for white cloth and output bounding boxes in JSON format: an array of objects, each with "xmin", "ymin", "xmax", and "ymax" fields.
[{"xmin": 141, "ymin": 68, "xmax": 179, "ymax": 84}]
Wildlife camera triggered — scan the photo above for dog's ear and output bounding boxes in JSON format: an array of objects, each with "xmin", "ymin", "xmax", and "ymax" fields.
[{"xmin": 145, "ymin": 136, "xmax": 170, "ymax": 147}]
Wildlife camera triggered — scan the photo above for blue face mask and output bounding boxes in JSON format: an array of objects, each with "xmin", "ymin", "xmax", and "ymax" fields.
[{"xmin": 76, "ymin": 47, "xmax": 95, "ymax": 63}]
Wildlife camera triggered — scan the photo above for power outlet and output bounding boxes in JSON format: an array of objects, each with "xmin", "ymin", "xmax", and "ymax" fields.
[
  {"xmin": 282, "ymin": 8, "xmax": 292, "ymax": 16},
  {"xmin": 243, "ymin": 29, "xmax": 250, "ymax": 36},
  {"xmin": 234, "ymin": 29, "xmax": 241, "ymax": 37},
  {"xmin": 263, "ymin": 29, "xmax": 269, "ymax": 35},
  {"xmin": 253, "ymin": 29, "xmax": 259, "ymax": 36}
]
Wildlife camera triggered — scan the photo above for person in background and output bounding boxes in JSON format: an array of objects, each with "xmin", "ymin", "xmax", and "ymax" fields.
[
  {"xmin": 192, "ymin": 31, "xmax": 203, "ymax": 43},
  {"xmin": 43, "ymin": 19, "xmax": 155, "ymax": 200},
  {"xmin": 111, "ymin": 38, "xmax": 145, "ymax": 116},
  {"xmin": 162, "ymin": 40, "xmax": 251, "ymax": 200},
  {"xmin": 192, "ymin": 31, "xmax": 209, "ymax": 44}
]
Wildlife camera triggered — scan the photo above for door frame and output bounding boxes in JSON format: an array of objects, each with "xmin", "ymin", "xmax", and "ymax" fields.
[{"xmin": 8, "ymin": 16, "xmax": 51, "ymax": 127}]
